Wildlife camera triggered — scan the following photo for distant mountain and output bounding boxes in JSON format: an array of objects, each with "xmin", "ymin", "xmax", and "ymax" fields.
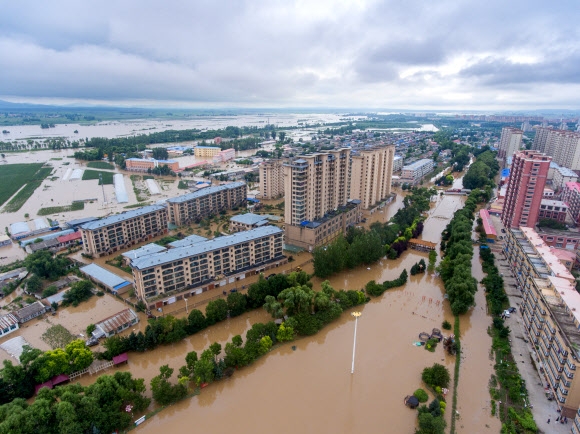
[{"xmin": 0, "ymin": 99, "xmax": 56, "ymax": 109}]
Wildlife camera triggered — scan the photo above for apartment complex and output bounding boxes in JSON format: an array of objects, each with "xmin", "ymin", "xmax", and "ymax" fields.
[
  {"xmin": 562, "ymin": 182, "xmax": 580, "ymax": 225},
  {"xmin": 400, "ymin": 159, "xmax": 434, "ymax": 184},
  {"xmin": 350, "ymin": 145, "xmax": 395, "ymax": 209},
  {"xmin": 80, "ymin": 205, "xmax": 168, "ymax": 257},
  {"xmin": 504, "ymin": 227, "xmax": 580, "ymax": 418},
  {"xmin": 260, "ymin": 159, "xmax": 285, "ymax": 199},
  {"xmin": 125, "ymin": 158, "xmax": 179, "ymax": 172},
  {"xmin": 229, "ymin": 213, "xmax": 269, "ymax": 233},
  {"xmin": 497, "ymin": 127, "xmax": 523, "ymax": 161},
  {"xmin": 130, "ymin": 226, "xmax": 285, "ymax": 300},
  {"xmin": 533, "ymin": 128, "xmax": 580, "ymax": 170},
  {"xmin": 194, "ymin": 146, "xmax": 222, "ymax": 158},
  {"xmin": 166, "ymin": 182, "xmax": 246, "ymax": 226},
  {"xmin": 501, "ymin": 150, "xmax": 551, "ymax": 229},
  {"xmin": 553, "ymin": 165, "xmax": 578, "ymax": 191},
  {"xmin": 393, "ymin": 155, "xmax": 403, "ymax": 172},
  {"xmin": 283, "ymin": 149, "xmax": 351, "ymax": 226},
  {"xmin": 283, "ymin": 149, "xmax": 361, "ymax": 249}
]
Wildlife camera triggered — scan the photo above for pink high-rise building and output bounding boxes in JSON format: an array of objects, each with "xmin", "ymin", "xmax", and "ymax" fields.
[{"xmin": 501, "ymin": 150, "xmax": 551, "ymax": 229}]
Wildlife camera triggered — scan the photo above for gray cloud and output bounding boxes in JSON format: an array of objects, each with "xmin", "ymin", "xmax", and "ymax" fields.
[{"xmin": 0, "ymin": 0, "xmax": 579, "ymax": 108}]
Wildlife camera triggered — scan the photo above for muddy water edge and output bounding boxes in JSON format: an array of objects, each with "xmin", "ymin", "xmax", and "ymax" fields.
[{"xmin": 127, "ymin": 191, "xmax": 498, "ymax": 433}]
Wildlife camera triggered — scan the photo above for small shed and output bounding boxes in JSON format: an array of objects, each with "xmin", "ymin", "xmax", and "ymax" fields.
[
  {"xmin": 13, "ymin": 301, "xmax": 49, "ymax": 323},
  {"xmin": 0, "ymin": 314, "xmax": 19, "ymax": 337},
  {"xmin": 404, "ymin": 395, "xmax": 419, "ymax": 409},
  {"xmin": 80, "ymin": 263, "xmax": 132, "ymax": 294},
  {"xmin": 94, "ymin": 308, "xmax": 139, "ymax": 338},
  {"xmin": 113, "ymin": 353, "xmax": 129, "ymax": 365}
]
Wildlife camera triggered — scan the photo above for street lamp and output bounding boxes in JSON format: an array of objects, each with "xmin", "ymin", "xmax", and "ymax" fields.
[
  {"xmin": 185, "ymin": 297, "xmax": 188, "ymax": 314},
  {"xmin": 351, "ymin": 311, "xmax": 362, "ymax": 374}
]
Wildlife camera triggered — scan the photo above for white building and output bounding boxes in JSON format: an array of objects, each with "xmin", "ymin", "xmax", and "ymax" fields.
[
  {"xmin": 401, "ymin": 159, "xmax": 434, "ymax": 184},
  {"xmin": 553, "ymin": 165, "xmax": 578, "ymax": 192}
]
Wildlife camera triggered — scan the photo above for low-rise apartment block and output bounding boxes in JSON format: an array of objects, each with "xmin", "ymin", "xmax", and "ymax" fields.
[
  {"xmin": 130, "ymin": 226, "xmax": 285, "ymax": 301},
  {"xmin": 401, "ymin": 159, "xmax": 434, "ymax": 184},
  {"xmin": 212, "ymin": 148, "xmax": 235, "ymax": 164},
  {"xmin": 166, "ymin": 182, "xmax": 246, "ymax": 226},
  {"xmin": 393, "ymin": 155, "xmax": 403, "ymax": 172},
  {"xmin": 504, "ymin": 227, "xmax": 580, "ymax": 417},
  {"xmin": 260, "ymin": 159, "xmax": 285, "ymax": 200},
  {"xmin": 538, "ymin": 199, "xmax": 568, "ymax": 223},
  {"xmin": 125, "ymin": 158, "xmax": 179, "ymax": 172},
  {"xmin": 229, "ymin": 213, "xmax": 269, "ymax": 233},
  {"xmin": 553, "ymin": 166, "xmax": 578, "ymax": 191},
  {"xmin": 80, "ymin": 205, "xmax": 168, "ymax": 257}
]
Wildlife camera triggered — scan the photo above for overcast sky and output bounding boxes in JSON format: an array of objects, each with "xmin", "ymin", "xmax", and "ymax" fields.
[{"xmin": 1, "ymin": 0, "xmax": 579, "ymax": 110}]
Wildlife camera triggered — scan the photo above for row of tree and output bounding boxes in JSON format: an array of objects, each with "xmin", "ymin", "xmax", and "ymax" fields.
[
  {"xmin": 364, "ymin": 270, "xmax": 409, "ymax": 297},
  {"xmin": 0, "ymin": 371, "xmax": 150, "ymax": 434},
  {"xmin": 462, "ymin": 148, "xmax": 499, "ymax": 190}
]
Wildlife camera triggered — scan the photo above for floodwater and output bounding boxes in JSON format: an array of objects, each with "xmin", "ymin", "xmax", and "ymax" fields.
[{"xmin": 132, "ymin": 190, "xmax": 499, "ymax": 433}]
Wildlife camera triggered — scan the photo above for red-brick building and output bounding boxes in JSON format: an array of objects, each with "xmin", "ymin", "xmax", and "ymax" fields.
[{"xmin": 501, "ymin": 150, "xmax": 551, "ymax": 229}]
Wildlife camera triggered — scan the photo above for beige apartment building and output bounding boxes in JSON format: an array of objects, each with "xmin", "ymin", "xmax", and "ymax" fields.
[
  {"xmin": 130, "ymin": 226, "xmax": 285, "ymax": 301},
  {"xmin": 350, "ymin": 145, "xmax": 395, "ymax": 209},
  {"xmin": 533, "ymin": 128, "xmax": 580, "ymax": 171},
  {"xmin": 504, "ymin": 227, "xmax": 580, "ymax": 417},
  {"xmin": 80, "ymin": 205, "xmax": 168, "ymax": 257},
  {"xmin": 194, "ymin": 146, "xmax": 222, "ymax": 158},
  {"xmin": 166, "ymin": 182, "xmax": 246, "ymax": 226},
  {"xmin": 260, "ymin": 159, "xmax": 285, "ymax": 199},
  {"xmin": 283, "ymin": 149, "xmax": 351, "ymax": 226},
  {"xmin": 498, "ymin": 127, "xmax": 523, "ymax": 161},
  {"xmin": 283, "ymin": 149, "xmax": 362, "ymax": 249}
]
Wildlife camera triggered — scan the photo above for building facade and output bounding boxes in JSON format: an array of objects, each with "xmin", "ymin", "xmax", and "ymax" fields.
[
  {"xmin": 538, "ymin": 199, "xmax": 568, "ymax": 223},
  {"xmin": 130, "ymin": 226, "xmax": 285, "ymax": 300},
  {"xmin": 349, "ymin": 145, "xmax": 395, "ymax": 209},
  {"xmin": 393, "ymin": 155, "xmax": 403, "ymax": 172},
  {"xmin": 125, "ymin": 158, "xmax": 179, "ymax": 172},
  {"xmin": 283, "ymin": 149, "xmax": 351, "ymax": 226},
  {"xmin": 166, "ymin": 182, "xmax": 246, "ymax": 226},
  {"xmin": 501, "ymin": 150, "xmax": 551, "ymax": 229},
  {"xmin": 260, "ymin": 159, "xmax": 285, "ymax": 200},
  {"xmin": 533, "ymin": 128, "xmax": 580, "ymax": 171},
  {"xmin": 194, "ymin": 146, "xmax": 222, "ymax": 158},
  {"xmin": 212, "ymin": 148, "xmax": 236, "ymax": 164},
  {"xmin": 497, "ymin": 127, "xmax": 523, "ymax": 160},
  {"xmin": 400, "ymin": 159, "xmax": 434, "ymax": 184},
  {"xmin": 553, "ymin": 166, "xmax": 578, "ymax": 191},
  {"xmin": 80, "ymin": 205, "xmax": 168, "ymax": 257},
  {"xmin": 229, "ymin": 213, "xmax": 269, "ymax": 233},
  {"xmin": 562, "ymin": 182, "xmax": 580, "ymax": 225},
  {"xmin": 504, "ymin": 227, "xmax": 580, "ymax": 417}
]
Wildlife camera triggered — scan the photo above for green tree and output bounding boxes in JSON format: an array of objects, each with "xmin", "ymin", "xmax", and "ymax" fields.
[
  {"xmin": 41, "ymin": 285, "xmax": 58, "ymax": 298},
  {"xmin": 151, "ymin": 147, "xmax": 169, "ymax": 160},
  {"xmin": 422, "ymin": 363, "xmax": 450, "ymax": 388},
  {"xmin": 24, "ymin": 250, "xmax": 70, "ymax": 280},
  {"xmin": 227, "ymin": 292, "xmax": 247, "ymax": 317},
  {"xmin": 65, "ymin": 340, "xmax": 93, "ymax": 371},
  {"xmin": 62, "ymin": 280, "xmax": 94, "ymax": 307},
  {"xmin": 186, "ymin": 309, "xmax": 207, "ymax": 334},
  {"xmin": 205, "ymin": 299, "xmax": 228, "ymax": 325},
  {"xmin": 26, "ymin": 275, "xmax": 43, "ymax": 293},
  {"xmin": 150, "ymin": 365, "xmax": 187, "ymax": 406}
]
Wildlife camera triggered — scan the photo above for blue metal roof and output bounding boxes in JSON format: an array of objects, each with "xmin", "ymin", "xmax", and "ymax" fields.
[
  {"xmin": 80, "ymin": 263, "xmax": 132, "ymax": 290},
  {"xmin": 167, "ymin": 234, "xmax": 208, "ymax": 248},
  {"xmin": 131, "ymin": 226, "xmax": 283, "ymax": 270},
  {"xmin": 121, "ymin": 243, "xmax": 167, "ymax": 260},
  {"xmin": 230, "ymin": 213, "xmax": 268, "ymax": 225}
]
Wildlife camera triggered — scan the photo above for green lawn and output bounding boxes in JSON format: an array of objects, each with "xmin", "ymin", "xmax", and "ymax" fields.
[
  {"xmin": 87, "ymin": 161, "xmax": 115, "ymax": 170},
  {"xmin": 82, "ymin": 170, "xmax": 114, "ymax": 185},
  {"xmin": 3, "ymin": 167, "xmax": 52, "ymax": 212},
  {"xmin": 0, "ymin": 163, "xmax": 45, "ymax": 206},
  {"xmin": 38, "ymin": 202, "xmax": 85, "ymax": 216}
]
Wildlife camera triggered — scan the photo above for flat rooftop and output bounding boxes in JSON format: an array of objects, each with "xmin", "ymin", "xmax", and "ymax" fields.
[
  {"xmin": 131, "ymin": 226, "xmax": 283, "ymax": 270},
  {"xmin": 166, "ymin": 182, "xmax": 246, "ymax": 204},
  {"xmin": 517, "ymin": 227, "xmax": 574, "ymax": 280},
  {"xmin": 80, "ymin": 205, "xmax": 166, "ymax": 231}
]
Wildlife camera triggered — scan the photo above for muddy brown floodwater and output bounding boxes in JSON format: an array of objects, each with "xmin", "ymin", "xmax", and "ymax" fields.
[{"xmin": 131, "ymin": 191, "xmax": 498, "ymax": 433}]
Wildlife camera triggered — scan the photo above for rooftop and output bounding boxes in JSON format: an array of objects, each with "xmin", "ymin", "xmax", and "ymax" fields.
[
  {"xmin": 557, "ymin": 166, "xmax": 578, "ymax": 177},
  {"xmin": 230, "ymin": 213, "xmax": 269, "ymax": 225},
  {"xmin": 518, "ymin": 227, "xmax": 574, "ymax": 280},
  {"xmin": 479, "ymin": 209, "xmax": 497, "ymax": 237},
  {"xmin": 80, "ymin": 205, "xmax": 166, "ymax": 230},
  {"xmin": 96, "ymin": 308, "xmax": 138, "ymax": 334},
  {"xmin": 402, "ymin": 159, "xmax": 433, "ymax": 170},
  {"xmin": 121, "ymin": 243, "xmax": 167, "ymax": 260},
  {"xmin": 167, "ymin": 234, "xmax": 208, "ymax": 248},
  {"xmin": 540, "ymin": 199, "xmax": 568, "ymax": 208},
  {"xmin": 565, "ymin": 182, "xmax": 580, "ymax": 193},
  {"xmin": 14, "ymin": 301, "xmax": 47, "ymax": 321},
  {"xmin": 131, "ymin": 226, "xmax": 283, "ymax": 270},
  {"xmin": 80, "ymin": 263, "xmax": 132, "ymax": 291},
  {"xmin": 166, "ymin": 182, "xmax": 246, "ymax": 204}
]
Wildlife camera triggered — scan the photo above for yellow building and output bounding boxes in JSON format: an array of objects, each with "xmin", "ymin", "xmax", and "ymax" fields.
[
  {"xmin": 194, "ymin": 146, "xmax": 222, "ymax": 158},
  {"xmin": 350, "ymin": 145, "xmax": 395, "ymax": 210},
  {"xmin": 260, "ymin": 159, "xmax": 285, "ymax": 200}
]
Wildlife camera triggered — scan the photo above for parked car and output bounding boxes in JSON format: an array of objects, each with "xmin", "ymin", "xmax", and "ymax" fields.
[
  {"xmin": 508, "ymin": 307, "xmax": 517, "ymax": 313},
  {"xmin": 503, "ymin": 310, "xmax": 511, "ymax": 318}
]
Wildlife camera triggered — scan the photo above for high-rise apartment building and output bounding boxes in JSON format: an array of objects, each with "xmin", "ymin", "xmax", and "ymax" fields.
[
  {"xmin": 501, "ymin": 150, "xmax": 551, "ymax": 229},
  {"xmin": 533, "ymin": 128, "xmax": 580, "ymax": 171},
  {"xmin": 80, "ymin": 205, "xmax": 168, "ymax": 257},
  {"xmin": 562, "ymin": 182, "xmax": 580, "ymax": 226},
  {"xmin": 350, "ymin": 145, "xmax": 395, "ymax": 209},
  {"xmin": 498, "ymin": 127, "xmax": 523, "ymax": 161},
  {"xmin": 260, "ymin": 159, "xmax": 285, "ymax": 200},
  {"xmin": 166, "ymin": 182, "xmax": 246, "ymax": 226},
  {"xmin": 283, "ymin": 149, "xmax": 361, "ymax": 250},
  {"xmin": 283, "ymin": 149, "xmax": 351, "ymax": 226}
]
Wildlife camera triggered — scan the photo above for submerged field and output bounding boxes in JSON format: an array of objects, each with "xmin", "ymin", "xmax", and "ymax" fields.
[
  {"xmin": 0, "ymin": 163, "xmax": 52, "ymax": 212},
  {"xmin": 82, "ymin": 169, "xmax": 114, "ymax": 184}
]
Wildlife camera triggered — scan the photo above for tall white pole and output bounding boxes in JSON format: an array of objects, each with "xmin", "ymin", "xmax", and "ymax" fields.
[{"xmin": 351, "ymin": 312, "xmax": 361, "ymax": 374}]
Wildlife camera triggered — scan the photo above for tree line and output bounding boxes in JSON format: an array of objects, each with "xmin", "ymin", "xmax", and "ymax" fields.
[{"xmin": 313, "ymin": 187, "xmax": 434, "ymax": 278}]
